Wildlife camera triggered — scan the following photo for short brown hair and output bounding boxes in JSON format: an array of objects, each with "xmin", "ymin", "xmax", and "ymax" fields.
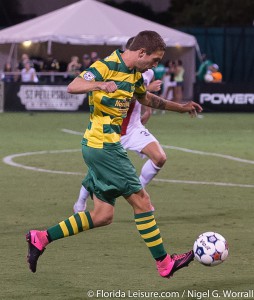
[{"xmin": 128, "ymin": 31, "xmax": 166, "ymax": 55}]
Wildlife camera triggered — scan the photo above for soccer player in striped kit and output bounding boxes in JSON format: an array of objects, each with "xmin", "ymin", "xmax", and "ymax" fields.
[
  {"xmin": 73, "ymin": 37, "xmax": 165, "ymax": 213},
  {"xmin": 26, "ymin": 31, "xmax": 202, "ymax": 278}
]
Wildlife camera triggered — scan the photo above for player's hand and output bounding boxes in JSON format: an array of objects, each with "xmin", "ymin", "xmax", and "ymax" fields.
[
  {"xmin": 181, "ymin": 101, "xmax": 203, "ymax": 117},
  {"xmin": 147, "ymin": 80, "xmax": 162, "ymax": 92},
  {"xmin": 100, "ymin": 81, "xmax": 118, "ymax": 93}
]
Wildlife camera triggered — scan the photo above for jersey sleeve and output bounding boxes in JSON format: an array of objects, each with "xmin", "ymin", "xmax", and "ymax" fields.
[{"xmin": 79, "ymin": 61, "xmax": 109, "ymax": 82}]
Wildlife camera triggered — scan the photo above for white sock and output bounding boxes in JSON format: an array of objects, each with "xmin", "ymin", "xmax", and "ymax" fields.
[
  {"xmin": 139, "ymin": 159, "xmax": 161, "ymax": 187},
  {"xmin": 77, "ymin": 185, "xmax": 89, "ymax": 204}
]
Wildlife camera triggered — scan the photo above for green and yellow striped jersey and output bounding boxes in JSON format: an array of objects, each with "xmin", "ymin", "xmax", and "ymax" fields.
[{"xmin": 79, "ymin": 49, "xmax": 146, "ymax": 149}]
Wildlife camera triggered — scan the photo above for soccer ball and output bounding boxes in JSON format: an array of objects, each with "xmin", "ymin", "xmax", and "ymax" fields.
[{"xmin": 193, "ymin": 232, "xmax": 229, "ymax": 266}]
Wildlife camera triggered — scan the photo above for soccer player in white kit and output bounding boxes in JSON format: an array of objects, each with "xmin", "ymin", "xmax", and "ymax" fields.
[
  {"xmin": 121, "ymin": 69, "xmax": 166, "ymax": 187},
  {"xmin": 73, "ymin": 68, "xmax": 166, "ymax": 213}
]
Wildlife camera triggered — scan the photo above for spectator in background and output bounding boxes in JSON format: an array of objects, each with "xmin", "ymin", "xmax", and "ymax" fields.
[
  {"xmin": 210, "ymin": 64, "xmax": 222, "ymax": 82},
  {"xmin": 204, "ymin": 64, "xmax": 223, "ymax": 83},
  {"xmin": 90, "ymin": 51, "xmax": 100, "ymax": 63},
  {"xmin": 80, "ymin": 54, "xmax": 92, "ymax": 72},
  {"xmin": 67, "ymin": 56, "xmax": 81, "ymax": 79},
  {"xmin": 44, "ymin": 55, "xmax": 60, "ymax": 72},
  {"xmin": 2, "ymin": 62, "xmax": 18, "ymax": 82},
  {"xmin": 161, "ymin": 60, "xmax": 176, "ymax": 100},
  {"xmin": 43, "ymin": 55, "xmax": 61, "ymax": 83},
  {"xmin": 174, "ymin": 60, "xmax": 185, "ymax": 103},
  {"xmin": 153, "ymin": 62, "xmax": 166, "ymax": 95},
  {"xmin": 18, "ymin": 53, "xmax": 30, "ymax": 70},
  {"xmin": 153, "ymin": 62, "xmax": 166, "ymax": 81},
  {"xmin": 30, "ymin": 56, "xmax": 44, "ymax": 72},
  {"xmin": 21, "ymin": 60, "xmax": 38, "ymax": 83},
  {"xmin": 196, "ymin": 53, "xmax": 213, "ymax": 81}
]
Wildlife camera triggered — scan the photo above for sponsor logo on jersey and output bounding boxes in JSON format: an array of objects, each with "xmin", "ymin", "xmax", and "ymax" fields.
[
  {"xmin": 115, "ymin": 98, "xmax": 131, "ymax": 114},
  {"xmin": 83, "ymin": 71, "xmax": 95, "ymax": 81}
]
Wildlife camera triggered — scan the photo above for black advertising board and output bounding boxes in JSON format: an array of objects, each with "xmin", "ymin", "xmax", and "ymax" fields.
[
  {"xmin": 194, "ymin": 83, "xmax": 254, "ymax": 112},
  {"xmin": 4, "ymin": 83, "xmax": 89, "ymax": 112}
]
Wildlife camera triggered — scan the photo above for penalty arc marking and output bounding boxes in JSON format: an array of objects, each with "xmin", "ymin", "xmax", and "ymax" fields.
[{"xmin": 2, "ymin": 128, "xmax": 254, "ymax": 189}]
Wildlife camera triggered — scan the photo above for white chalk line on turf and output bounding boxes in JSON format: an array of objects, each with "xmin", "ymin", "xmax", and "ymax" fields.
[
  {"xmin": 61, "ymin": 128, "xmax": 84, "ymax": 136},
  {"xmin": 161, "ymin": 145, "xmax": 254, "ymax": 165},
  {"xmin": 3, "ymin": 149, "xmax": 83, "ymax": 175},
  {"xmin": 3, "ymin": 149, "xmax": 254, "ymax": 188},
  {"xmin": 153, "ymin": 178, "xmax": 254, "ymax": 188},
  {"xmin": 61, "ymin": 128, "xmax": 254, "ymax": 165},
  {"xmin": 2, "ymin": 128, "xmax": 254, "ymax": 188},
  {"xmin": 2, "ymin": 149, "xmax": 254, "ymax": 188}
]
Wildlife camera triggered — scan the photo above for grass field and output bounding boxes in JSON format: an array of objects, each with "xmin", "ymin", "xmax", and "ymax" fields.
[{"xmin": 0, "ymin": 112, "xmax": 254, "ymax": 300}]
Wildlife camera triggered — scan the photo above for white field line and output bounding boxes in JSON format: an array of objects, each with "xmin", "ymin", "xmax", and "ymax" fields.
[
  {"xmin": 3, "ymin": 149, "xmax": 83, "ymax": 175},
  {"xmin": 61, "ymin": 128, "xmax": 254, "ymax": 165},
  {"xmin": 2, "ymin": 129, "xmax": 253, "ymax": 188},
  {"xmin": 153, "ymin": 178, "xmax": 254, "ymax": 188},
  {"xmin": 61, "ymin": 128, "xmax": 84, "ymax": 136},
  {"xmin": 161, "ymin": 145, "xmax": 254, "ymax": 165}
]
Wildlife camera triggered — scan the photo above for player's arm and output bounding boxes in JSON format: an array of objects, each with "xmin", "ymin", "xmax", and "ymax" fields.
[
  {"xmin": 67, "ymin": 77, "xmax": 117, "ymax": 94},
  {"xmin": 140, "ymin": 105, "xmax": 152, "ymax": 125},
  {"xmin": 136, "ymin": 91, "xmax": 203, "ymax": 116},
  {"xmin": 146, "ymin": 80, "xmax": 162, "ymax": 93}
]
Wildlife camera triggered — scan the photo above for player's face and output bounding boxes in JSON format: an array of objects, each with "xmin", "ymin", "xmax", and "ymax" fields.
[{"xmin": 136, "ymin": 49, "xmax": 164, "ymax": 73}]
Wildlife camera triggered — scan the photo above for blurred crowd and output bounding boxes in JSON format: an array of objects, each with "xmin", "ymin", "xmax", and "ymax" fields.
[
  {"xmin": 0, "ymin": 51, "xmax": 101, "ymax": 84},
  {"xmin": 0, "ymin": 51, "xmax": 188, "ymax": 102},
  {"xmin": 0, "ymin": 50, "xmax": 223, "ymax": 102}
]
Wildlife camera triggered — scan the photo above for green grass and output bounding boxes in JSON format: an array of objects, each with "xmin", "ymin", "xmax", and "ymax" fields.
[{"xmin": 0, "ymin": 112, "xmax": 254, "ymax": 300}]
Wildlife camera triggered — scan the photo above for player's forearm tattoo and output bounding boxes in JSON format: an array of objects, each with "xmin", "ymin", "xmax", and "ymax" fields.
[{"xmin": 146, "ymin": 94, "xmax": 166, "ymax": 110}]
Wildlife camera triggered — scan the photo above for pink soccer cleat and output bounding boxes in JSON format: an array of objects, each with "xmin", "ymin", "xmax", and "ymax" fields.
[
  {"xmin": 156, "ymin": 250, "xmax": 194, "ymax": 278},
  {"xmin": 26, "ymin": 230, "xmax": 49, "ymax": 273}
]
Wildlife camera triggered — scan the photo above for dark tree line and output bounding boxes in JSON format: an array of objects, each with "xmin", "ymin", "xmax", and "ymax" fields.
[
  {"xmin": 105, "ymin": 0, "xmax": 254, "ymax": 27},
  {"xmin": 1, "ymin": 0, "xmax": 254, "ymax": 27},
  {"xmin": 166, "ymin": 0, "xmax": 254, "ymax": 27}
]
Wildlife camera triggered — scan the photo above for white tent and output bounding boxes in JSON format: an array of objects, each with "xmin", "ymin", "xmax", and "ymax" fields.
[
  {"xmin": 0, "ymin": 0, "xmax": 196, "ymax": 46},
  {"xmin": 0, "ymin": 0, "xmax": 197, "ymax": 98}
]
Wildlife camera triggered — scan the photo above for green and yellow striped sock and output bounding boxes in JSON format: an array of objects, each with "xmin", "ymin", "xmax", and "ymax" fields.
[
  {"xmin": 135, "ymin": 211, "xmax": 167, "ymax": 259},
  {"xmin": 47, "ymin": 212, "xmax": 94, "ymax": 242}
]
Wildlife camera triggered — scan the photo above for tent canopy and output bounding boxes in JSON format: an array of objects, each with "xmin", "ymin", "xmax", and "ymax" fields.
[{"xmin": 0, "ymin": 0, "xmax": 196, "ymax": 47}]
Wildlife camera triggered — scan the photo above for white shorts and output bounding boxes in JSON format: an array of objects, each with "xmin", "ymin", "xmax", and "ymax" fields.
[{"xmin": 120, "ymin": 124, "xmax": 157, "ymax": 158}]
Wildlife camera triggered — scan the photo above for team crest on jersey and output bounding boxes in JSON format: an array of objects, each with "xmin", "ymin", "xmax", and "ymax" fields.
[{"xmin": 83, "ymin": 71, "xmax": 95, "ymax": 81}]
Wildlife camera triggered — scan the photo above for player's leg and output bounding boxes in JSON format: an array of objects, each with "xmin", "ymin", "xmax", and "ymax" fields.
[
  {"xmin": 121, "ymin": 127, "xmax": 166, "ymax": 188},
  {"xmin": 139, "ymin": 141, "xmax": 167, "ymax": 187},
  {"xmin": 26, "ymin": 195, "xmax": 114, "ymax": 273},
  {"xmin": 26, "ymin": 144, "xmax": 122, "ymax": 273},
  {"xmin": 125, "ymin": 189, "xmax": 194, "ymax": 278},
  {"xmin": 73, "ymin": 185, "xmax": 90, "ymax": 213}
]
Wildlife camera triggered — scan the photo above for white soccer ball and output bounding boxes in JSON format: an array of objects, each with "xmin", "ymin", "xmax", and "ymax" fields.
[{"xmin": 193, "ymin": 232, "xmax": 229, "ymax": 266}]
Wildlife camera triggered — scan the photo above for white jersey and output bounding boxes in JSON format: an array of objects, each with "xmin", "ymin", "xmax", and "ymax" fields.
[
  {"xmin": 121, "ymin": 69, "xmax": 157, "ymax": 157},
  {"xmin": 121, "ymin": 69, "xmax": 154, "ymax": 134}
]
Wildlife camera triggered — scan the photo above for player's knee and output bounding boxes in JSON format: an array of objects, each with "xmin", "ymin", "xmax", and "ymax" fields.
[{"xmin": 153, "ymin": 152, "xmax": 167, "ymax": 168}]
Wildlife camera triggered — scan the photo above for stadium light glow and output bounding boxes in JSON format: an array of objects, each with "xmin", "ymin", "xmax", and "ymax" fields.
[{"xmin": 22, "ymin": 40, "xmax": 32, "ymax": 47}]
